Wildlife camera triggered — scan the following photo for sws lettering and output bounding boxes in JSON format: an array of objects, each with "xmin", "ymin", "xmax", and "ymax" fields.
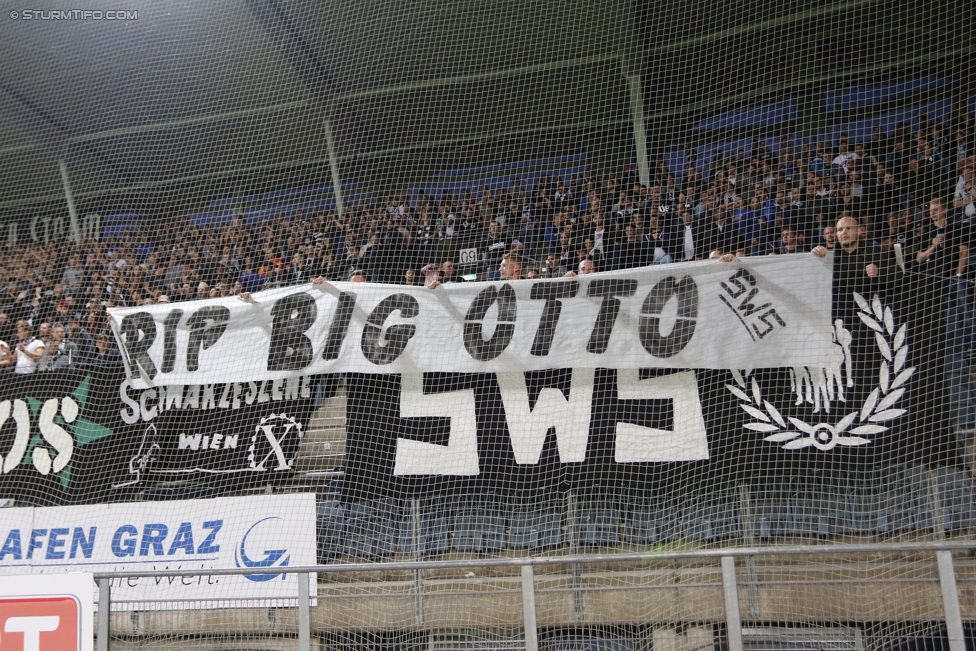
[
  {"xmin": 393, "ymin": 369, "xmax": 709, "ymax": 475},
  {"xmin": 719, "ymin": 268, "xmax": 787, "ymax": 340}
]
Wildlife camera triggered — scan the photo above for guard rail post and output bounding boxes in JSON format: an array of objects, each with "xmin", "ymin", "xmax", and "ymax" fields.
[
  {"xmin": 298, "ymin": 571, "xmax": 311, "ymax": 651},
  {"xmin": 721, "ymin": 556, "xmax": 743, "ymax": 651},
  {"xmin": 97, "ymin": 577, "xmax": 111, "ymax": 651},
  {"xmin": 936, "ymin": 550, "xmax": 965, "ymax": 651},
  {"xmin": 521, "ymin": 563, "xmax": 539, "ymax": 651}
]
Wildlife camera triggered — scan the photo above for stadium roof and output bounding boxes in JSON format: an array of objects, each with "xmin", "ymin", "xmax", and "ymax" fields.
[
  {"xmin": 0, "ymin": 0, "xmax": 971, "ymax": 216},
  {"xmin": 0, "ymin": 0, "xmax": 633, "ymax": 214}
]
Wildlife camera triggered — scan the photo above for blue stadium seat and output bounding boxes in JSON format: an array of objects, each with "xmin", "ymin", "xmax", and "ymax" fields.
[
  {"xmin": 843, "ymin": 469, "xmax": 889, "ymax": 535},
  {"xmin": 420, "ymin": 497, "xmax": 453, "ymax": 556},
  {"xmin": 622, "ymin": 497, "xmax": 676, "ymax": 544},
  {"xmin": 790, "ymin": 471, "xmax": 845, "ymax": 537},
  {"xmin": 934, "ymin": 466, "xmax": 976, "ymax": 532},
  {"xmin": 882, "ymin": 464, "xmax": 926, "ymax": 532},
  {"xmin": 508, "ymin": 490, "xmax": 562, "ymax": 550},
  {"xmin": 452, "ymin": 497, "xmax": 508, "ymax": 553},
  {"xmin": 750, "ymin": 479, "xmax": 795, "ymax": 539},
  {"xmin": 787, "ymin": 492, "xmax": 830, "ymax": 537},
  {"xmin": 680, "ymin": 488, "xmax": 740, "ymax": 541},
  {"xmin": 573, "ymin": 498, "xmax": 621, "ymax": 546},
  {"xmin": 898, "ymin": 464, "xmax": 941, "ymax": 532},
  {"xmin": 316, "ymin": 500, "xmax": 346, "ymax": 562},
  {"xmin": 398, "ymin": 498, "xmax": 453, "ymax": 556},
  {"xmin": 322, "ymin": 474, "xmax": 343, "ymax": 498},
  {"xmin": 344, "ymin": 498, "xmax": 398, "ymax": 559},
  {"xmin": 878, "ymin": 464, "xmax": 972, "ymax": 534}
]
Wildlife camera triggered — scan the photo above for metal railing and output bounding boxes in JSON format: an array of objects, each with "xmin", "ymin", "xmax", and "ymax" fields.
[{"xmin": 90, "ymin": 540, "xmax": 976, "ymax": 651}]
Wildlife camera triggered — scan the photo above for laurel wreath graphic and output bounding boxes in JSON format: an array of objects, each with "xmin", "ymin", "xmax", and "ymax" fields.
[
  {"xmin": 247, "ymin": 412, "xmax": 304, "ymax": 470},
  {"xmin": 726, "ymin": 293, "xmax": 915, "ymax": 451}
]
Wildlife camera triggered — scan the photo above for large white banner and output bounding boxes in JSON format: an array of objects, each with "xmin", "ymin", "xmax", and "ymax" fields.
[
  {"xmin": 109, "ymin": 256, "xmax": 833, "ymax": 387},
  {"xmin": 0, "ymin": 494, "xmax": 316, "ymax": 609}
]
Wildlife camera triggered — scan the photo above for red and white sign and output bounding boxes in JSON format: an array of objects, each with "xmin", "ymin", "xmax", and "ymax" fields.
[{"xmin": 0, "ymin": 574, "xmax": 92, "ymax": 651}]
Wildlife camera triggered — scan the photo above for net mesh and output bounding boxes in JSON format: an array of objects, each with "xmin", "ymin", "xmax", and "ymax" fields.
[{"xmin": 0, "ymin": 0, "xmax": 975, "ymax": 648}]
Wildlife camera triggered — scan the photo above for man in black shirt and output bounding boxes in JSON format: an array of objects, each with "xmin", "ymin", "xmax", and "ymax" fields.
[
  {"xmin": 915, "ymin": 197, "xmax": 976, "ymax": 442},
  {"xmin": 553, "ymin": 229, "xmax": 580, "ymax": 275},
  {"xmin": 702, "ymin": 206, "xmax": 746, "ymax": 259},
  {"xmin": 812, "ymin": 215, "xmax": 886, "ymax": 415},
  {"xmin": 668, "ymin": 210, "xmax": 704, "ymax": 262},
  {"xmin": 914, "ymin": 197, "xmax": 968, "ymax": 279},
  {"xmin": 813, "ymin": 216, "xmax": 880, "ymax": 263},
  {"xmin": 612, "ymin": 225, "xmax": 647, "ymax": 270},
  {"xmin": 813, "ymin": 215, "xmax": 882, "ymax": 315},
  {"xmin": 769, "ymin": 225, "xmax": 805, "ymax": 255}
]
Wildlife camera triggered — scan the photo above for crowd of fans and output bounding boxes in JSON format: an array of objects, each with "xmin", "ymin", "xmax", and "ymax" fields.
[{"xmin": 0, "ymin": 103, "xmax": 974, "ymax": 374}]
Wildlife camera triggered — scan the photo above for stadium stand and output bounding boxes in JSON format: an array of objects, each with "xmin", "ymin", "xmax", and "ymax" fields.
[
  {"xmin": 0, "ymin": 94, "xmax": 971, "ymax": 324},
  {"xmin": 1, "ymin": 0, "xmax": 976, "ymax": 646},
  {"xmin": 2, "ymin": 98, "xmax": 976, "ymax": 539}
]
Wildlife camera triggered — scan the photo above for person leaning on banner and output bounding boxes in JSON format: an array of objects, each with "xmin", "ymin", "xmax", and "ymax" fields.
[
  {"xmin": 702, "ymin": 205, "xmax": 747, "ymax": 261},
  {"xmin": 768, "ymin": 225, "xmax": 805, "ymax": 255},
  {"xmin": 810, "ymin": 214, "xmax": 889, "ymax": 421},
  {"xmin": 307, "ymin": 270, "xmax": 367, "ymax": 287},
  {"xmin": 812, "ymin": 214, "xmax": 881, "ymax": 276},
  {"xmin": 812, "ymin": 215, "xmax": 884, "ymax": 328},
  {"xmin": 564, "ymin": 257, "xmax": 597, "ymax": 278},
  {"xmin": 818, "ymin": 224, "xmax": 839, "ymax": 251},
  {"xmin": 234, "ymin": 268, "xmax": 361, "ymax": 303},
  {"xmin": 423, "ymin": 260, "xmax": 459, "ymax": 289},
  {"xmin": 644, "ymin": 214, "xmax": 672, "ymax": 265},
  {"xmin": 577, "ymin": 237, "xmax": 605, "ymax": 271},
  {"xmin": 482, "ymin": 221, "xmax": 522, "ymax": 281}
]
